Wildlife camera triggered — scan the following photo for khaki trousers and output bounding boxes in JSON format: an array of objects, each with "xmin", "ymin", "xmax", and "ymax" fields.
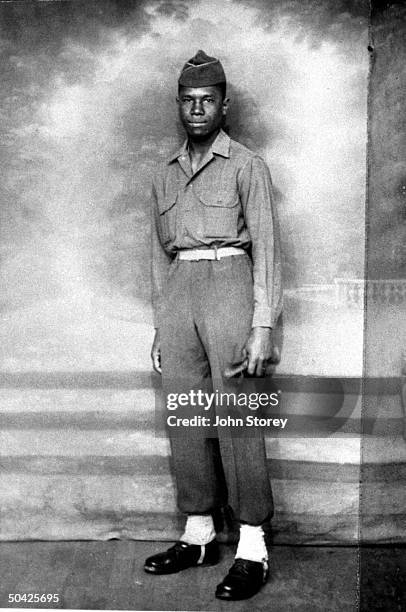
[{"xmin": 160, "ymin": 253, "xmax": 273, "ymax": 525}]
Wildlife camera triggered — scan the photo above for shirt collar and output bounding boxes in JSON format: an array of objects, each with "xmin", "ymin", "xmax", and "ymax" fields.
[
  {"xmin": 167, "ymin": 129, "xmax": 230, "ymax": 164},
  {"xmin": 212, "ymin": 129, "xmax": 231, "ymax": 158},
  {"xmin": 167, "ymin": 139, "xmax": 188, "ymax": 164}
]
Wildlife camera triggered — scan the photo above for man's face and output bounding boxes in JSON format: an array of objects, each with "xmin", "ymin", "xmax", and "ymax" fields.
[{"xmin": 177, "ymin": 85, "xmax": 228, "ymax": 140}]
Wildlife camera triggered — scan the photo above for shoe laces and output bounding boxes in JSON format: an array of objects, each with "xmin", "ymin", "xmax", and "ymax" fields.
[
  {"xmin": 169, "ymin": 541, "xmax": 190, "ymax": 554},
  {"xmin": 231, "ymin": 558, "xmax": 269, "ymax": 582},
  {"xmin": 230, "ymin": 558, "xmax": 251, "ymax": 577}
]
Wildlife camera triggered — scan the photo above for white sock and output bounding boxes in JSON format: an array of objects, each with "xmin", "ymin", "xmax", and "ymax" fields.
[
  {"xmin": 235, "ymin": 524, "xmax": 268, "ymax": 564},
  {"xmin": 181, "ymin": 514, "xmax": 216, "ymax": 545}
]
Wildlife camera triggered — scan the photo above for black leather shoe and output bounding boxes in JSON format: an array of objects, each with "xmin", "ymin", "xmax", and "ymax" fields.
[
  {"xmin": 215, "ymin": 558, "xmax": 268, "ymax": 600},
  {"xmin": 144, "ymin": 540, "xmax": 219, "ymax": 575}
]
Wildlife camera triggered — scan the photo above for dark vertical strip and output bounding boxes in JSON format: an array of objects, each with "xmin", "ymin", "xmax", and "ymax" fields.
[
  {"xmin": 358, "ymin": 0, "xmax": 374, "ymax": 605},
  {"xmin": 361, "ymin": 1, "xmax": 406, "ymax": 609}
]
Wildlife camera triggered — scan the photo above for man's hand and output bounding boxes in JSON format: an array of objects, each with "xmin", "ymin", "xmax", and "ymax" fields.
[
  {"xmin": 151, "ymin": 329, "xmax": 162, "ymax": 374},
  {"xmin": 243, "ymin": 327, "xmax": 274, "ymax": 377}
]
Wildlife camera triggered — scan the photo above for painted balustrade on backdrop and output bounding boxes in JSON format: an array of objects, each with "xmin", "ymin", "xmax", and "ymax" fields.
[{"xmin": 334, "ymin": 279, "xmax": 406, "ymax": 307}]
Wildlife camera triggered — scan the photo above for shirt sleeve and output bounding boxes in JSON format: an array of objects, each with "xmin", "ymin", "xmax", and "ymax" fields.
[
  {"xmin": 151, "ymin": 178, "xmax": 173, "ymax": 328},
  {"xmin": 239, "ymin": 155, "xmax": 283, "ymax": 328}
]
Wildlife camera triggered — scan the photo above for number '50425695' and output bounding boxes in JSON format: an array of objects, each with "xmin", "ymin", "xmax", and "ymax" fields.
[{"xmin": 8, "ymin": 593, "xmax": 60, "ymax": 603}]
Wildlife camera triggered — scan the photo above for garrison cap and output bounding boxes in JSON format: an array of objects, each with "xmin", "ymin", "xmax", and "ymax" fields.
[{"xmin": 178, "ymin": 50, "xmax": 226, "ymax": 88}]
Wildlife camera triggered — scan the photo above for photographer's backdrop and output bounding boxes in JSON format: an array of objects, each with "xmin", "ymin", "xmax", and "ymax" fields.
[{"xmin": 0, "ymin": 0, "xmax": 404, "ymax": 543}]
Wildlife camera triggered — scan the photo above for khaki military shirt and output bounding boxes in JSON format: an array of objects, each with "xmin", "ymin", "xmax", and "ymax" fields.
[{"xmin": 151, "ymin": 129, "xmax": 282, "ymax": 329}]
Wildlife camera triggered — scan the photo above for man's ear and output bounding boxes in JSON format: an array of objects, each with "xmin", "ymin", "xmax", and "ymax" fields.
[{"xmin": 222, "ymin": 97, "xmax": 230, "ymax": 115}]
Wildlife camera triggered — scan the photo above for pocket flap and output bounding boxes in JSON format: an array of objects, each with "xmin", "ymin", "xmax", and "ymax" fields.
[{"xmin": 197, "ymin": 190, "xmax": 239, "ymax": 208}]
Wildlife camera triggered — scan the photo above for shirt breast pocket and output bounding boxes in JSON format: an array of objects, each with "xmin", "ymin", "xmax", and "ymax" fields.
[
  {"xmin": 196, "ymin": 190, "xmax": 239, "ymax": 239},
  {"xmin": 158, "ymin": 195, "xmax": 177, "ymax": 245}
]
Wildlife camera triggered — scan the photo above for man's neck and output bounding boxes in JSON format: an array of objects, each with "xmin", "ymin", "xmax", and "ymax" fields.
[{"xmin": 187, "ymin": 129, "xmax": 220, "ymax": 158}]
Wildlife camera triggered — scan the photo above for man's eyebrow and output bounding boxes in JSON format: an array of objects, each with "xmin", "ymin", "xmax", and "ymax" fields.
[{"xmin": 180, "ymin": 93, "xmax": 216, "ymax": 99}]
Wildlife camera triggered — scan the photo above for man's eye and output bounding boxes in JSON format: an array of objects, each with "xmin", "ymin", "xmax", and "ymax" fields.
[{"xmin": 204, "ymin": 98, "xmax": 215, "ymax": 103}]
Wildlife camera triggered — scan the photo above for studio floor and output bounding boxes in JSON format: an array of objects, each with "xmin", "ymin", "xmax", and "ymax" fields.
[{"xmin": 0, "ymin": 541, "xmax": 405, "ymax": 611}]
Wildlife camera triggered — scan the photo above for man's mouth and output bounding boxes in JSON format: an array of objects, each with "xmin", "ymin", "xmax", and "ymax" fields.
[{"xmin": 188, "ymin": 121, "xmax": 207, "ymax": 125}]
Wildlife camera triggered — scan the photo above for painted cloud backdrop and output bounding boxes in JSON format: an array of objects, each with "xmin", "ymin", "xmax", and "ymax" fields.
[{"xmin": 0, "ymin": 0, "xmax": 368, "ymax": 310}]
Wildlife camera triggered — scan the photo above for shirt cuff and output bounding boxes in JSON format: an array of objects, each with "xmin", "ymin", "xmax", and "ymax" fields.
[{"xmin": 251, "ymin": 307, "xmax": 274, "ymax": 328}]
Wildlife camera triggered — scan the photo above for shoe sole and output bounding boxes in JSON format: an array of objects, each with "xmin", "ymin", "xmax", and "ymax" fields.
[
  {"xmin": 215, "ymin": 586, "xmax": 265, "ymax": 601},
  {"xmin": 215, "ymin": 576, "xmax": 268, "ymax": 600},
  {"xmin": 144, "ymin": 559, "xmax": 220, "ymax": 575},
  {"xmin": 215, "ymin": 591, "xmax": 259, "ymax": 601}
]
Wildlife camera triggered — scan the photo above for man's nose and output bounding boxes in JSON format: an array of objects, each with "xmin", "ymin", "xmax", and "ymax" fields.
[{"xmin": 191, "ymin": 101, "xmax": 204, "ymax": 115}]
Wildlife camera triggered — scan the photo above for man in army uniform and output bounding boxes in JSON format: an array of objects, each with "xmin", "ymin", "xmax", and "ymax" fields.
[{"xmin": 144, "ymin": 50, "xmax": 282, "ymax": 601}]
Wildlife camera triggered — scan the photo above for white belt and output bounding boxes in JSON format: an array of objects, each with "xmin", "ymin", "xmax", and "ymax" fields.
[{"xmin": 177, "ymin": 247, "xmax": 246, "ymax": 261}]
